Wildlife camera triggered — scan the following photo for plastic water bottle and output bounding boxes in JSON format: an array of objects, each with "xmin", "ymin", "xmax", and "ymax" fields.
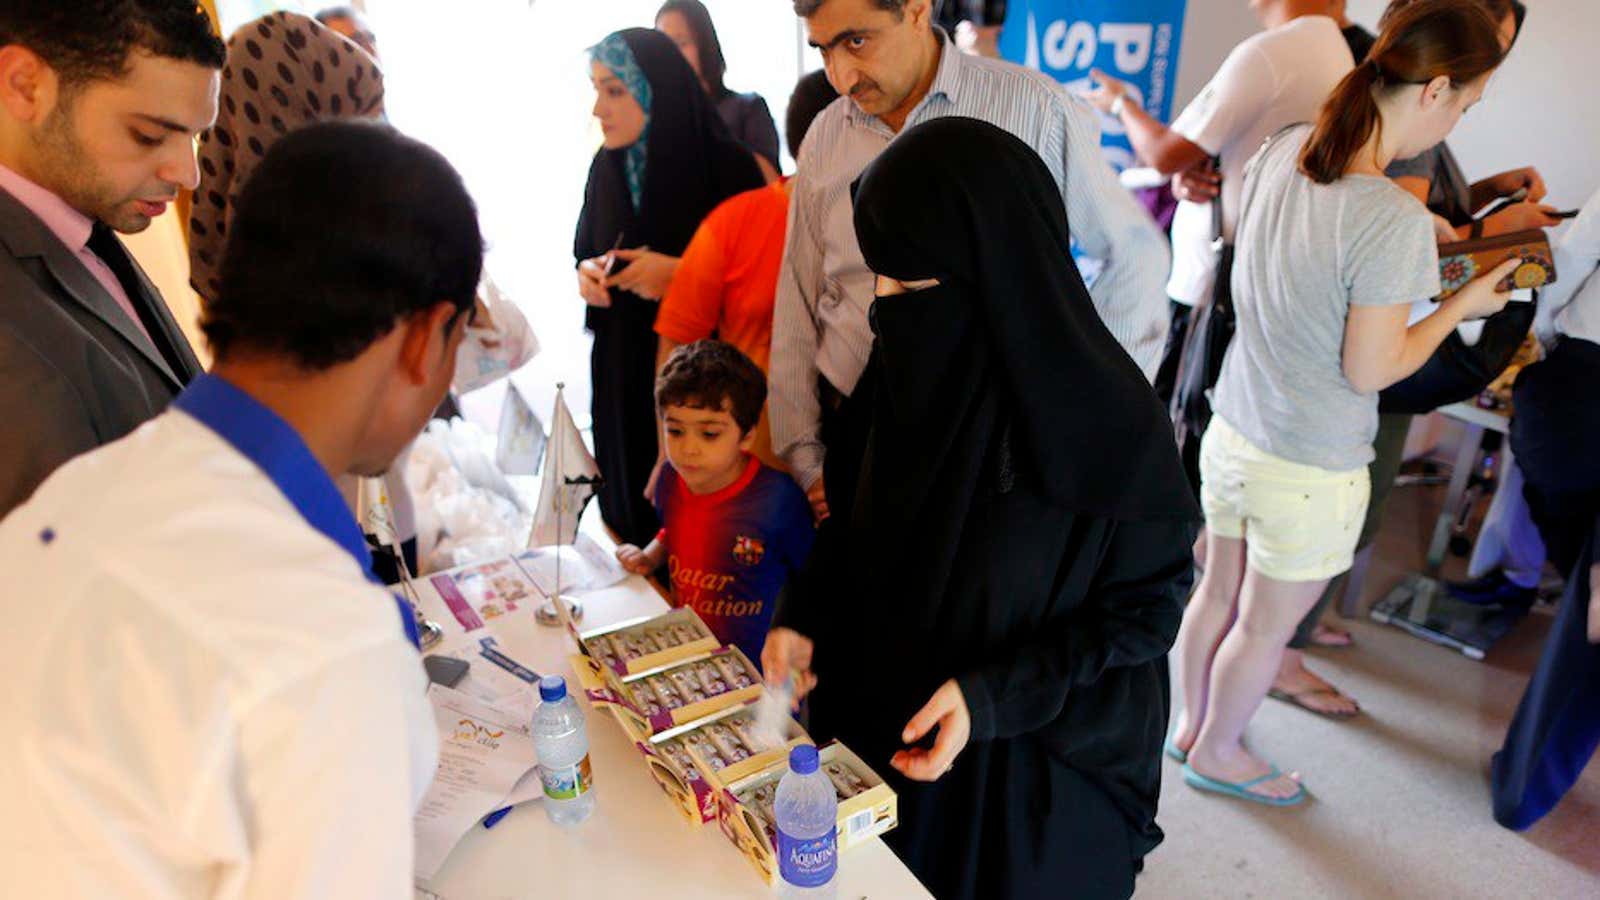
[
  {"xmin": 774, "ymin": 744, "xmax": 838, "ymax": 897},
  {"xmin": 532, "ymin": 675, "xmax": 595, "ymax": 826}
]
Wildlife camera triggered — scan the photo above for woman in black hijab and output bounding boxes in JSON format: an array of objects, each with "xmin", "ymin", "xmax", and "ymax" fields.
[
  {"xmin": 765, "ymin": 118, "xmax": 1201, "ymax": 899},
  {"xmin": 575, "ymin": 28, "xmax": 764, "ymax": 546}
]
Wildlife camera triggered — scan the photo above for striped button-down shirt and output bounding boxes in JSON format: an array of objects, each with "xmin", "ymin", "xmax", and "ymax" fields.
[{"xmin": 770, "ymin": 33, "xmax": 1171, "ymax": 489}]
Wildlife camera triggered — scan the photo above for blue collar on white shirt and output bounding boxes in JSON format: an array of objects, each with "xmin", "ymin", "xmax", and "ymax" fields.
[{"xmin": 173, "ymin": 373, "xmax": 421, "ymax": 649}]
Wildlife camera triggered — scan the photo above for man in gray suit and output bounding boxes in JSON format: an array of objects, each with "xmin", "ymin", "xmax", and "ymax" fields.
[{"xmin": 0, "ymin": 1, "xmax": 225, "ymax": 516}]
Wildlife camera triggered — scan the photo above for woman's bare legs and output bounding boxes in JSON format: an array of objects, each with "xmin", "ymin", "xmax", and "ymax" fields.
[
  {"xmin": 1171, "ymin": 528, "xmax": 1245, "ymax": 753},
  {"xmin": 1187, "ymin": 567, "xmax": 1330, "ymax": 800}
]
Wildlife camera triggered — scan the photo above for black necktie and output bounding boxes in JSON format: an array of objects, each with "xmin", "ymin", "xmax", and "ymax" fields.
[{"xmin": 86, "ymin": 223, "xmax": 190, "ymax": 384}]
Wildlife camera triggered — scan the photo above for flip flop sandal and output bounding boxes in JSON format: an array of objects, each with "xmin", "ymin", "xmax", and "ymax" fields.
[
  {"xmin": 1164, "ymin": 737, "xmax": 1189, "ymax": 764},
  {"xmin": 1183, "ymin": 763, "xmax": 1307, "ymax": 807},
  {"xmin": 1267, "ymin": 686, "xmax": 1361, "ymax": 720}
]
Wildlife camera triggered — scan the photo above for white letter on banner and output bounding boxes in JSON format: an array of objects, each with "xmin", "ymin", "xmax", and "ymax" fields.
[
  {"xmin": 1100, "ymin": 23, "xmax": 1153, "ymax": 74},
  {"xmin": 1043, "ymin": 19, "xmax": 1097, "ymax": 71}
]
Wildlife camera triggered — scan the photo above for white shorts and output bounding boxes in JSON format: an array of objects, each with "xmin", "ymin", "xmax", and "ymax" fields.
[{"xmin": 1199, "ymin": 416, "xmax": 1371, "ymax": 582}]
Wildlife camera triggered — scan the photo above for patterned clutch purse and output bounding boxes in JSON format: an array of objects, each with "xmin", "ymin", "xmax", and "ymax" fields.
[{"xmin": 1436, "ymin": 229, "xmax": 1557, "ymax": 300}]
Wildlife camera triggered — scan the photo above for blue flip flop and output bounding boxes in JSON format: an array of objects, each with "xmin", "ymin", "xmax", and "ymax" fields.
[
  {"xmin": 1163, "ymin": 737, "xmax": 1188, "ymax": 764},
  {"xmin": 1182, "ymin": 762, "xmax": 1306, "ymax": 807}
]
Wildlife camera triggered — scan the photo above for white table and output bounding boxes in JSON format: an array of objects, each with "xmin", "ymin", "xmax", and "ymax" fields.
[{"xmin": 410, "ymin": 567, "xmax": 931, "ymax": 899}]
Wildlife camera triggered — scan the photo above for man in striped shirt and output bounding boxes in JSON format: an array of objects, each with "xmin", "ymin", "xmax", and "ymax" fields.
[{"xmin": 771, "ymin": 0, "xmax": 1170, "ymax": 520}]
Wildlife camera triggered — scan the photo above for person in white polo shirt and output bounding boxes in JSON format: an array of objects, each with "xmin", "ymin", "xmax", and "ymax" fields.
[{"xmin": 0, "ymin": 120, "xmax": 483, "ymax": 898}]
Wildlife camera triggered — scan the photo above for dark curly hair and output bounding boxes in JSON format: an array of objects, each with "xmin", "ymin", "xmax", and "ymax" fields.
[
  {"xmin": 0, "ymin": 0, "xmax": 226, "ymax": 88},
  {"xmin": 656, "ymin": 340, "xmax": 767, "ymax": 435},
  {"xmin": 203, "ymin": 120, "xmax": 484, "ymax": 370}
]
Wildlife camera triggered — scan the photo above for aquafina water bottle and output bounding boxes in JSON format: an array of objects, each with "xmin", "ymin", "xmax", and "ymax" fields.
[{"xmin": 774, "ymin": 744, "xmax": 837, "ymax": 897}]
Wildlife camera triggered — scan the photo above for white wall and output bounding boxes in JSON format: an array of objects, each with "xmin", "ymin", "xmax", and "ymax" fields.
[
  {"xmin": 1171, "ymin": 1, "xmax": 1600, "ymax": 209},
  {"xmin": 1169, "ymin": 3, "xmax": 1257, "ymax": 113}
]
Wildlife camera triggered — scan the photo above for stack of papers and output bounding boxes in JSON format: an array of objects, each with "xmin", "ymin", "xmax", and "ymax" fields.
[{"xmin": 414, "ymin": 685, "xmax": 543, "ymax": 880}]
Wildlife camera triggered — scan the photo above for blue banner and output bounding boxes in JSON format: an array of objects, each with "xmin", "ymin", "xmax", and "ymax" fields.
[{"xmin": 998, "ymin": 0, "xmax": 1187, "ymax": 171}]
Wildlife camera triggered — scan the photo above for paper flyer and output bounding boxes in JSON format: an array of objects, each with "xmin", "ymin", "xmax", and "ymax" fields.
[
  {"xmin": 428, "ymin": 556, "xmax": 540, "ymax": 631},
  {"xmin": 429, "ymin": 635, "xmax": 540, "ymax": 727},
  {"xmin": 413, "ymin": 685, "xmax": 541, "ymax": 880}
]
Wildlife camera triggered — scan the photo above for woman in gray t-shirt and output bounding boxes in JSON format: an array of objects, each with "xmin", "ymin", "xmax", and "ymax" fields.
[{"xmin": 1169, "ymin": 0, "xmax": 1518, "ymax": 808}]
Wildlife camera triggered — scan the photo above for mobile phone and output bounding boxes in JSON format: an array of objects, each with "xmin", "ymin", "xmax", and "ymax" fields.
[
  {"xmin": 1552, "ymin": 209, "xmax": 1581, "ymax": 219},
  {"xmin": 424, "ymin": 655, "xmax": 470, "ymax": 688}
]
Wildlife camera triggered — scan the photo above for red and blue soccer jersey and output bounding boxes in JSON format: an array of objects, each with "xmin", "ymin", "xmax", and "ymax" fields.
[{"xmin": 654, "ymin": 455, "xmax": 815, "ymax": 669}]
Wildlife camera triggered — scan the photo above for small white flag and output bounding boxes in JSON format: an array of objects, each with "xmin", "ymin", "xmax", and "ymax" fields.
[
  {"xmin": 495, "ymin": 382, "xmax": 546, "ymax": 476},
  {"xmin": 528, "ymin": 386, "xmax": 600, "ymax": 548}
]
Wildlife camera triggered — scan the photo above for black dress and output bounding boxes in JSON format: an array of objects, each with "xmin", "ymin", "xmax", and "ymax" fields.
[
  {"xmin": 778, "ymin": 118, "xmax": 1200, "ymax": 899},
  {"xmin": 574, "ymin": 29, "xmax": 763, "ymax": 546}
]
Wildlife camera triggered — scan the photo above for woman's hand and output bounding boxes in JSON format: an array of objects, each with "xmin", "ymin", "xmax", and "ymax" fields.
[
  {"xmin": 607, "ymin": 247, "xmax": 679, "ymax": 301},
  {"xmin": 578, "ymin": 256, "xmax": 611, "ymax": 308},
  {"xmin": 1489, "ymin": 166, "xmax": 1547, "ymax": 203},
  {"xmin": 761, "ymin": 628, "xmax": 818, "ymax": 707},
  {"xmin": 1485, "ymin": 201, "xmax": 1563, "ymax": 235},
  {"xmin": 1451, "ymin": 257, "xmax": 1520, "ymax": 320},
  {"xmin": 890, "ymin": 679, "xmax": 971, "ymax": 782}
]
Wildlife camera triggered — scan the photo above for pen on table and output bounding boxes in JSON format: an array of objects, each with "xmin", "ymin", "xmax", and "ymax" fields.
[{"xmin": 483, "ymin": 806, "xmax": 513, "ymax": 829}]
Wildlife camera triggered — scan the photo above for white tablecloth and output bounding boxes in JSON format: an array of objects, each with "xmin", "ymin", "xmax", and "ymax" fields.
[{"xmin": 410, "ymin": 560, "xmax": 931, "ymax": 900}]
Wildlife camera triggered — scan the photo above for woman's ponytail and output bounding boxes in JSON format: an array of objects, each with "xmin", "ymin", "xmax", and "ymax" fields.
[
  {"xmin": 1298, "ymin": 0, "xmax": 1505, "ymax": 185},
  {"xmin": 1300, "ymin": 61, "xmax": 1385, "ymax": 185}
]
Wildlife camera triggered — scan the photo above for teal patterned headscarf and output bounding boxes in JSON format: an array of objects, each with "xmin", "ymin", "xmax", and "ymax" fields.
[{"xmin": 591, "ymin": 33, "xmax": 652, "ymax": 212}]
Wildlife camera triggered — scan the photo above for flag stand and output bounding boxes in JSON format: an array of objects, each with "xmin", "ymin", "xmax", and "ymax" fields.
[
  {"xmin": 359, "ymin": 476, "xmax": 445, "ymax": 650},
  {"xmin": 534, "ymin": 382, "xmax": 601, "ymax": 628}
]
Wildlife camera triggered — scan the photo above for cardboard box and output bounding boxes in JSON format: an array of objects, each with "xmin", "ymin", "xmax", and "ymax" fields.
[
  {"xmin": 613, "ymin": 698, "xmax": 811, "ymax": 825},
  {"xmin": 570, "ymin": 606, "xmax": 720, "ymax": 679},
  {"xmin": 610, "ymin": 707, "xmax": 717, "ymax": 825},
  {"xmin": 570, "ymin": 644, "xmax": 762, "ymax": 735},
  {"xmin": 716, "ymin": 741, "xmax": 899, "ymax": 885}
]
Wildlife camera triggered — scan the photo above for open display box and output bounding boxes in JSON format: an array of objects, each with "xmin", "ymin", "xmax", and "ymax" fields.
[
  {"xmin": 613, "ymin": 696, "xmax": 810, "ymax": 824},
  {"xmin": 570, "ymin": 606, "xmax": 720, "ymax": 679},
  {"xmin": 716, "ymin": 741, "xmax": 899, "ymax": 885},
  {"xmin": 567, "ymin": 606, "xmax": 897, "ymax": 877},
  {"xmin": 571, "ymin": 643, "xmax": 764, "ymax": 739}
]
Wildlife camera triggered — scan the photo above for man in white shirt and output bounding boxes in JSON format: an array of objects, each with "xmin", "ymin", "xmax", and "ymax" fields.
[
  {"xmin": 1086, "ymin": 0, "xmax": 1354, "ymax": 394},
  {"xmin": 1085, "ymin": 0, "xmax": 1358, "ymax": 718},
  {"xmin": 0, "ymin": 120, "xmax": 483, "ymax": 898}
]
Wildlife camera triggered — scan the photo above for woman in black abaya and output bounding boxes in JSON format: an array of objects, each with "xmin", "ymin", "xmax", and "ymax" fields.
[
  {"xmin": 575, "ymin": 28, "xmax": 763, "ymax": 545},
  {"xmin": 765, "ymin": 118, "xmax": 1201, "ymax": 899}
]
